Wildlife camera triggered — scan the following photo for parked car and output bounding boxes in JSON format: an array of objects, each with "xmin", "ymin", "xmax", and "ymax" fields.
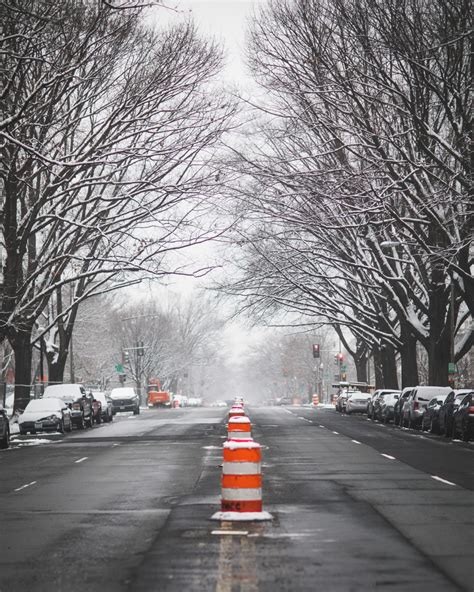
[
  {"xmin": 439, "ymin": 390, "xmax": 469, "ymax": 437},
  {"xmin": 452, "ymin": 391, "xmax": 474, "ymax": 441},
  {"xmin": 371, "ymin": 390, "xmax": 401, "ymax": 421},
  {"xmin": 421, "ymin": 392, "xmax": 451, "ymax": 434},
  {"xmin": 379, "ymin": 392, "xmax": 400, "ymax": 423},
  {"xmin": 345, "ymin": 392, "xmax": 371, "ymax": 414},
  {"xmin": 109, "ymin": 387, "xmax": 140, "ymax": 415},
  {"xmin": 92, "ymin": 391, "xmax": 113, "ymax": 423},
  {"xmin": 18, "ymin": 397, "xmax": 72, "ymax": 435},
  {"xmin": 87, "ymin": 392, "xmax": 102, "ymax": 424},
  {"xmin": 43, "ymin": 384, "xmax": 94, "ymax": 429},
  {"xmin": 394, "ymin": 387, "xmax": 414, "ymax": 426},
  {"xmin": 402, "ymin": 386, "xmax": 448, "ymax": 429},
  {"xmin": 367, "ymin": 390, "xmax": 398, "ymax": 420},
  {"xmin": 335, "ymin": 389, "xmax": 351, "ymax": 412},
  {"xmin": 0, "ymin": 405, "xmax": 10, "ymax": 449}
]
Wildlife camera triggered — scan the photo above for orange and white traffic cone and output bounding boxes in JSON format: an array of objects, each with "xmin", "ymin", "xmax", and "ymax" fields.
[
  {"xmin": 228, "ymin": 405, "xmax": 246, "ymax": 419},
  {"xmin": 211, "ymin": 440, "xmax": 272, "ymax": 521},
  {"xmin": 227, "ymin": 416, "xmax": 252, "ymax": 441}
]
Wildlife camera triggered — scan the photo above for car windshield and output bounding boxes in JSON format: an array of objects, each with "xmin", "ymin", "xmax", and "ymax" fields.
[
  {"xmin": 109, "ymin": 388, "xmax": 136, "ymax": 399},
  {"xmin": 43, "ymin": 384, "xmax": 82, "ymax": 400},
  {"xmin": 25, "ymin": 399, "xmax": 62, "ymax": 412}
]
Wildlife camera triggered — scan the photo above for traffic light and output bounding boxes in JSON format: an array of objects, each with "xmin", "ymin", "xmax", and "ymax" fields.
[
  {"xmin": 137, "ymin": 340, "xmax": 145, "ymax": 356},
  {"xmin": 334, "ymin": 353, "xmax": 344, "ymax": 366},
  {"xmin": 312, "ymin": 344, "xmax": 320, "ymax": 358},
  {"xmin": 122, "ymin": 349, "xmax": 130, "ymax": 364}
]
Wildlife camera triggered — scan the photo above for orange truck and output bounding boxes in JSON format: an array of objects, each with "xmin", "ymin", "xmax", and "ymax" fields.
[{"xmin": 148, "ymin": 390, "xmax": 171, "ymax": 408}]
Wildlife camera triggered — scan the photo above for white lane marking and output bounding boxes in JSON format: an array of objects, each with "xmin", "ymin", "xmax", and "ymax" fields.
[
  {"xmin": 14, "ymin": 481, "xmax": 37, "ymax": 492},
  {"xmin": 319, "ymin": 425, "xmax": 326, "ymax": 428},
  {"xmin": 75, "ymin": 457, "xmax": 88, "ymax": 464},
  {"xmin": 381, "ymin": 453, "xmax": 396, "ymax": 460},
  {"xmin": 431, "ymin": 475, "xmax": 457, "ymax": 487},
  {"xmin": 332, "ymin": 431, "xmax": 339, "ymax": 435},
  {"xmin": 302, "ymin": 418, "xmax": 313, "ymax": 423},
  {"xmin": 352, "ymin": 440, "xmax": 361, "ymax": 444}
]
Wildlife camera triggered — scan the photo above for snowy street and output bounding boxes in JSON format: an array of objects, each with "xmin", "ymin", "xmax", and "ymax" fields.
[{"xmin": 0, "ymin": 406, "xmax": 472, "ymax": 591}]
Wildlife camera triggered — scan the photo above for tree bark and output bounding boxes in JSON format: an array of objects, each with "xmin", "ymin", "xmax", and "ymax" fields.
[
  {"xmin": 11, "ymin": 327, "xmax": 33, "ymax": 411},
  {"xmin": 400, "ymin": 326, "xmax": 419, "ymax": 388},
  {"xmin": 381, "ymin": 344, "xmax": 399, "ymax": 389}
]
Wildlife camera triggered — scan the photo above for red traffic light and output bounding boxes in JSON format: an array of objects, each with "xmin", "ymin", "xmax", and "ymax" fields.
[{"xmin": 312, "ymin": 344, "xmax": 320, "ymax": 358}]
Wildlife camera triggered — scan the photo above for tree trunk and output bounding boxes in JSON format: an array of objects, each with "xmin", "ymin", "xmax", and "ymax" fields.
[
  {"xmin": 400, "ymin": 326, "xmax": 419, "ymax": 388},
  {"xmin": 47, "ymin": 352, "xmax": 69, "ymax": 384},
  {"xmin": 373, "ymin": 347, "xmax": 384, "ymax": 389},
  {"xmin": 11, "ymin": 327, "xmax": 33, "ymax": 411},
  {"xmin": 381, "ymin": 344, "xmax": 399, "ymax": 389},
  {"xmin": 428, "ymin": 267, "xmax": 450, "ymax": 386},
  {"xmin": 354, "ymin": 354, "xmax": 368, "ymax": 382}
]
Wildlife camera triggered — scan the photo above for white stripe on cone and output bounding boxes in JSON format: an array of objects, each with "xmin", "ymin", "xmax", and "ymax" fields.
[
  {"xmin": 223, "ymin": 462, "xmax": 261, "ymax": 475},
  {"xmin": 221, "ymin": 488, "xmax": 262, "ymax": 500},
  {"xmin": 228, "ymin": 431, "xmax": 252, "ymax": 440}
]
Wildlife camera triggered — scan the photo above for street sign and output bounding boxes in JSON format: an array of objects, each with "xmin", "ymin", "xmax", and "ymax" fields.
[
  {"xmin": 448, "ymin": 362, "xmax": 456, "ymax": 374},
  {"xmin": 115, "ymin": 363, "xmax": 124, "ymax": 373}
]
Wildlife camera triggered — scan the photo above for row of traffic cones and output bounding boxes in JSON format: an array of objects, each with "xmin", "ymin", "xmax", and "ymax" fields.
[{"xmin": 211, "ymin": 398, "xmax": 272, "ymax": 521}]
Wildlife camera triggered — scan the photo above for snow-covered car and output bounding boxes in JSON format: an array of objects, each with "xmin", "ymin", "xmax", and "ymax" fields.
[
  {"xmin": 92, "ymin": 391, "xmax": 113, "ymax": 423},
  {"xmin": 0, "ymin": 405, "xmax": 10, "ymax": 448},
  {"xmin": 109, "ymin": 387, "xmax": 140, "ymax": 415},
  {"xmin": 345, "ymin": 392, "xmax": 371, "ymax": 414},
  {"xmin": 43, "ymin": 383, "xmax": 93, "ymax": 429},
  {"xmin": 18, "ymin": 398, "xmax": 72, "ymax": 435}
]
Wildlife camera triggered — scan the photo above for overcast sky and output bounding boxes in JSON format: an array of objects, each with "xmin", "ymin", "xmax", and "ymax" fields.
[{"xmin": 167, "ymin": 0, "xmax": 263, "ymax": 86}]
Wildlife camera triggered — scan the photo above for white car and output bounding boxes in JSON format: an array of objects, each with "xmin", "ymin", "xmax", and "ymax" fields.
[
  {"xmin": 109, "ymin": 387, "xmax": 140, "ymax": 415},
  {"xmin": 345, "ymin": 392, "xmax": 371, "ymax": 414},
  {"xmin": 19, "ymin": 398, "xmax": 73, "ymax": 435}
]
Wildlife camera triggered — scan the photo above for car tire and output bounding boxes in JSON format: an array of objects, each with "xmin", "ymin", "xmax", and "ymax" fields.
[
  {"xmin": 133, "ymin": 407, "xmax": 140, "ymax": 415},
  {"xmin": 445, "ymin": 418, "xmax": 452, "ymax": 438},
  {"xmin": 461, "ymin": 422, "xmax": 471, "ymax": 442},
  {"xmin": 0, "ymin": 429, "xmax": 9, "ymax": 449},
  {"xmin": 19, "ymin": 428, "xmax": 27, "ymax": 435}
]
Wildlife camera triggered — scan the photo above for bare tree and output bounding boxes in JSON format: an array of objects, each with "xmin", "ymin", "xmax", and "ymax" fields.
[
  {"xmin": 1, "ymin": 1, "xmax": 236, "ymax": 408},
  {"xmin": 221, "ymin": 0, "xmax": 471, "ymax": 387}
]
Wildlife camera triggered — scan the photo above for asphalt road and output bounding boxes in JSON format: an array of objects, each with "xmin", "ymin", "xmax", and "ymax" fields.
[{"xmin": 0, "ymin": 405, "xmax": 473, "ymax": 592}]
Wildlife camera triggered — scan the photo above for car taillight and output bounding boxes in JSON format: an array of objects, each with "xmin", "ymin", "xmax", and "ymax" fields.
[
  {"xmin": 468, "ymin": 406, "xmax": 474, "ymax": 415},
  {"xmin": 413, "ymin": 401, "xmax": 419, "ymax": 410}
]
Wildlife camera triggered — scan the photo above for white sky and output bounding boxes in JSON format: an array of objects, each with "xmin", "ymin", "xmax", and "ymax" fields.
[
  {"xmin": 148, "ymin": 0, "xmax": 267, "ymax": 360},
  {"xmin": 164, "ymin": 0, "xmax": 263, "ymax": 86}
]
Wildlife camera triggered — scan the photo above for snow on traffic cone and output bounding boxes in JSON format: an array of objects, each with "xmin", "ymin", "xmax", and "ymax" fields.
[
  {"xmin": 227, "ymin": 415, "xmax": 252, "ymax": 441},
  {"xmin": 211, "ymin": 440, "xmax": 272, "ymax": 521}
]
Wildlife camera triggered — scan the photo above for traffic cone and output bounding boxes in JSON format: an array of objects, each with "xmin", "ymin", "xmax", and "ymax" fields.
[
  {"xmin": 211, "ymin": 440, "xmax": 272, "ymax": 521},
  {"xmin": 227, "ymin": 416, "xmax": 252, "ymax": 441},
  {"xmin": 228, "ymin": 405, "xmax": 246, "ymax": 419}
]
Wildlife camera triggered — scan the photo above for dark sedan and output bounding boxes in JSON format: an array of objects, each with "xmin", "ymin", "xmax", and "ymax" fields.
[
  {"xmin": 438, "ymin": 392, "xmax": 468, "ymax": 437},
  {"xmin": 452, "ymin": 391, "xmax": 474, "ymax": 442},
  {"xmin": 421, "ymin": 392, "xmax": 450, "ymax": 434}
]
